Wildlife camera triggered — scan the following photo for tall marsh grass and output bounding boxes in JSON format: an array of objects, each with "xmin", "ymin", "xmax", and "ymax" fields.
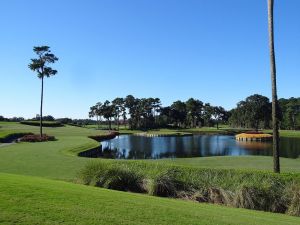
[{"xmin": 78, "ymin": 160, "xmax": 300, "ymax": 216}]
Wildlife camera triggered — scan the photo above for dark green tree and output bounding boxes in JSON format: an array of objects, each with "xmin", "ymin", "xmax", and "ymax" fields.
[
  {"xmin": 203, "ymin": 103, "xmax": 214, "ymax": 127},
  {"xmin": 101, "ymin": 100, "xmax": 115, "ymax": 130},
  {"xmin": 170, "ymin": 101, "xmax": 187, "ymax": 128},
  {"xmin": 212, "ymin": 106, "xmax": 226, "ymax": 129},
  {"xmin": 186, "ymin": 98, "xmax": 203, "ymax": 128},
  {"xmin": 112, "ymin": 97, "xmax": 125, "ymax": 130},
  {"xmin": 28, "ymin": 46, "xmax": 58, "ymax": 137},
  {"xmin": 228, "ymin": 94, "xmax": 271, "ymax": 130}
]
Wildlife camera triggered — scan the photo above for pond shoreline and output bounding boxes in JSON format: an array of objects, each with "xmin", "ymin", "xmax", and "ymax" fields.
[{"xmin": 79, "ymin": 134, "xmax": 300, "ymax": 160}]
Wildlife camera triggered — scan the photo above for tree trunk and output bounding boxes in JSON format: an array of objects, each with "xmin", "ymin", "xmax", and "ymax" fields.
[
  {"xmin": 117, "ymin": 116, "xmax": 120, "ymax": 131},
  {"xmin": 40, "ymin": 76, "xmax": 44, "ymax": 138},
  {"xmin": 268, "ymin": 0, "xmax": 280, "ymax": 173},
  {"xmin": 292, "ymin": 114, "xmax": 296, "ymax": 130}
]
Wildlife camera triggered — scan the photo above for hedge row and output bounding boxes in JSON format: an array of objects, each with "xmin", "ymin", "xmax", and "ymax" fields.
[
  {"xmin": 19, "ymin": 134, "xmax": 56, "ymax": 142},
  {"xmin": 20, "ymin": 121, "xmax": 63, "ymax": 127}
]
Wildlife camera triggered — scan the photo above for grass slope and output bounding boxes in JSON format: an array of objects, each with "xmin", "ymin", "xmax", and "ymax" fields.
[
  {"xmin": 0, "ymin": 122, "xmax": 105, "ymax": 180},
  {"xmin": 1, "ymin": 172, "xmax": 300, "ymax": 225}
]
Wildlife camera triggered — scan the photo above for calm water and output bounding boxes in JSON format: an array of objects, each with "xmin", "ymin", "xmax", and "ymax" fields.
[{"xmin": 99, "ymin": 135, "xmax": 300, "ymax": 159}]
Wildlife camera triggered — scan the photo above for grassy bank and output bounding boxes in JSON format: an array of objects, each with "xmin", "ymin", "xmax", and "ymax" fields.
[{"xmin": 1, "ymin": 172, "xmax": 300, "ymax": 225}]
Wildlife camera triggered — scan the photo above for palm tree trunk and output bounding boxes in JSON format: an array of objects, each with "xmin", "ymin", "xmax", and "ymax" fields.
[
  {"xmin": 268, "ymin": 0, "xmax": 280, "ymax": 173},
  {"xmin": 40, "ymin": 76, "xmax": 44, "ymax": 138}
]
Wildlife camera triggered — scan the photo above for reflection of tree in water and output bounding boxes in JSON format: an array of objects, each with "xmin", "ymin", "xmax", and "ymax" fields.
[
  {"xmin": 97, "ymin": 135, "xmax": 300, "ymax": 160},
  {"xmin": 100, "ymin": 147, "xmax": 123, "ymax": 158},
  {"xmin": 237, "ymin": 141, "xmax": 272, "ymax": 150},
  {"xmin": 127, "ymin": 136, "xmax": 153, "ymax": 159},
  {"xmin": 280, "ymin": 137, "xmax": 300, "ymax": 158},
  {"xmin": 174, "ymin": 137, "xmax": 189, "ymax": 157},
  {"xmin": 201, "ymin": 136, "xmax": 212, "ymax": 156},
  {"xmin": 236, "ymin": 141, "xmax": 271, "ymax": 156}
]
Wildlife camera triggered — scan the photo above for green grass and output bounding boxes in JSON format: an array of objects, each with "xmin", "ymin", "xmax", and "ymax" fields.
[
  {"xmin": 1, "ymin": 122, "xmax": 300, "ymax": 223},
  {"xmin": 136, "ymin": 129, "xmax": 192, "ymax": 136},
  {"xmin": 1, "ymin": 122, "xmax": 300, "ymax": 180},
  {"xmin": 1, "ymin": 172, "xmax": 300, "ymax": 225},
  {"xmin": 0, "ymin": 122, "xmax": 106, "ymax": 180},
  {"xmin": 159, "ymin": 156, "xmax": 300, "ymax": 173},
  {"xmin": 264, "ymin": 129, "xmax": 300, "ymax": 138}
]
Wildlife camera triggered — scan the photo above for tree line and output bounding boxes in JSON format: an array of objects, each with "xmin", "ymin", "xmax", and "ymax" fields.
[
  {"xmin": 89, "ymin": 95, "xmax": 229, "ymax": 130},
  {"xmin": 89, "ymin": 94, "xmax": 300, "ymax": 131},
  {"xmin": 229, "ymin": 94, "xmax": 300, "ymax": 130}
]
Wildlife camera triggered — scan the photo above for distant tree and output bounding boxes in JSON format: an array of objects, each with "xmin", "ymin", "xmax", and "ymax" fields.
[
  {"xmin": 228, "ymin": 94, "xmax": 271, "ymax": 130},
  {"xmin": 152, "ymin": 97, "xmax": 162, "ymax": 125},
  {"xmin": 89, "ymin": 102, "xmax": 103, "ymax": 129},
  {"xmin": 245, "ymin": 94, "xmax": 271, "ymax": 130},
  {"xmin": 89, "ymin": 105, "xmax": 97, "ymax": 122},
  {"xmin": 170, "ymin": 101, "xmax": 187, "ymax": 128},
  {"xmin": 0, "ymin": 116, "xmax": 4, "ymax": 121},
  {"xmin": 43, "ymin": 115, "xmax": 55, "ymax": 121},
  {"xmin": 56, "ymin": 118, "xmax": 72, "ymax": 124},
  {"xmin": 268, "ymin": 0, "xmax": 280, "ymax": 173},
  {"xmin": 101, "ymin": 100, "xmax": 115, "ymax": 130},
  {"xmin": 125, "ymin": 95, "xmax": 138, "ymax": 129},
  {"xmin": 28, "ymin": 46, "xmax": 58, "ymax": 137},
  {"xmin": 112, "ymin": 97, "xmax": 125, "ymax": 130},
  {"xmin": 212, "ymin": 106, "xmax": 226, "ymax": 129},
  {"xmin": 158, "ymin": 106, "xmax": 172, "ymax": 127},
  {"xmin": 186, "ymin": 98, "xmax": 203, "ymax": 128},
  {"xmin": 285, "ymin": 99, "xmax": 300, "ymax": 130},
  {"xmin": 203, "ymin": 103, "xmax": 214, "ymax": 127}
]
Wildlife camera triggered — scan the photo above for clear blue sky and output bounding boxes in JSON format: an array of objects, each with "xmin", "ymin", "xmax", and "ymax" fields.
[{"xmin": 0, "ymin": 0, "xmax": 299, "ymax": 119}]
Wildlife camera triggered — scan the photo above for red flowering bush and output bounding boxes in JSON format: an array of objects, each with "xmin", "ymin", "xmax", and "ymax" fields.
[
  {"xmin": 19, "ymin": 134, "xmax": 56, "ymax": 142},
  {"xmin": 245, "ymin": 131, "xmax": 263, "ymax": 134}
]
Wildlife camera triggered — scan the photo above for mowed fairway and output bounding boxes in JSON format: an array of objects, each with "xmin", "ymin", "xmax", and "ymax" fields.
[
  {"xmin": 0, "ymin": 122, "xmax": 104, "ymax": 180},
  {"xmin": 1, "ymin": 122, "xmax": 300, "ymax": 181},
  {"xmin": 1, "ymin": 172, "xmax": 300, "ymax": 225}
]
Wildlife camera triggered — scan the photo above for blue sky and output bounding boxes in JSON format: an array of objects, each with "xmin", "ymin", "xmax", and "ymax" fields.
[{"xmin": 0, "ymin": 0, "xmax": 299, "ymax": 119}]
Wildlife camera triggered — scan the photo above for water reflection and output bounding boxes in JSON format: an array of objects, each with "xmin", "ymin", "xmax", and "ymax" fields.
[{"xmin": 99, "ymin": 135, "xmax": 300, "ymax": 159}]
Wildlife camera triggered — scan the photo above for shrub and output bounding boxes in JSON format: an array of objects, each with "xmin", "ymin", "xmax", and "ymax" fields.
[
  {"xmin": 148, "ymin": 169, "xmax": 183, "ymax": 197},
  {"xmin": 286, "ymin": 184, "xmax": 300, "ymax": 216},
  {"xmin": 78, "ymin": 163, "xmax": 145, "ymax": 193},
  {"xmin": 78, "ymin": 161, "xmax": 300, "ymax": 216},
  {"xmin": 102, "ymin": 166, "xmax": 145, "ymax": 192},
  {"xmin": 20, "ymin": 134, "xmax": 56, "ymax": 142},
  {"xmin": 20, "ymin": 121, "xmax": 63, "ymax": 127},
  {"xmin": 77, "ymin": 161, "xmax": 108, "ymax": 185},
  {"xmin": 233, "ymin": 183, "xmax": 287, "ymax": 213}
]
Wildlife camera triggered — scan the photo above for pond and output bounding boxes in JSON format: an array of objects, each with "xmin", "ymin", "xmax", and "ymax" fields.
[{"xmin": 97, "ymin": 135, "xmax": 300, "ymax": 159}]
